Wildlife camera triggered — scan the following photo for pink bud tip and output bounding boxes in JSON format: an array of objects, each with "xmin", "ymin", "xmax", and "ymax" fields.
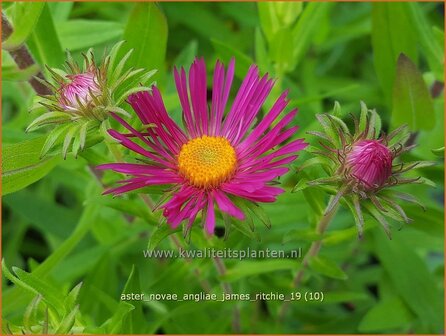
[
  {"xmin": 346, "ymin": 139, "xmax": 393, "ymax": 189},
  {"xmin": 59, "ymin": 72, "xmax": 101, "ymax": 110}
]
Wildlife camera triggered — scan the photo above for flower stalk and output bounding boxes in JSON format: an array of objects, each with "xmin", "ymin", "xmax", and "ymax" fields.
[
  {"xmin": 278, "ymin": 199, "xmax": 339, "ymax": 320},
  {"xmin": 213, "ymin": 255, "xmax": 241, "ymax": 333}
]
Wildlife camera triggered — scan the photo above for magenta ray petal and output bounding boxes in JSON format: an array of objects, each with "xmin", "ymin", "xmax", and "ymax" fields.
[
  {"xmin": 222, "ymin": 65, "xmax": 259, "ymax": 135},
  {"xmin": 129, "ymin": 90, "xmax": 187, "ymax": 148},
  {"xmin": 239, "ymin": 90, "xmax": 290, "ymax": 151},
  {"xmin": 235, "ymin": 167, "xmax": 290, "ymax": 181},
  {"xmin": 222, "ymin": 183, "xmax": 284, "ymax": 203},
  {"xmin": 205, "ymin": 196, "xmax": 216, "ymax": 234},
  {"xmin": 107, "ymin": 129, "xmax": 174, "ymax": 168},
  {"xmin": 227, "ymin": 75, "xmax": 275, "ymax": 144},
  {"xmin": 174, "ymin": 67, "xmax": 198, "ymax": 137},
  {"xmin": 241, "ymin": 139, "xmax": 307, "ymax": 172},
  {"xmin": 110, "ymin": 112, "xmax": 175, "ymax": 162},
  {"xmin": 240, "ymin": 155, "xmax": 299, "ymax": 173},
  {"xmin": 187, "ymin": 192, "xmax": 206, "ymax": 229},
  {"xmin": 163, "ymin": 186, "xmax": 194, "ymax": 206},
  {"xmin": 210, "ymin": 59, "xmax": 235, "ymax": 136},
  {"xmin": 103, "ymin": 175, "xmax": 181, "ymax": 196},
  {"xmin": 189, "ymin": 58, "xmax": 208, "ymax": 135},
  {"xmin": 129, "ymin": 90, "xmax": 187, "ymax": 152},
  {"xmin": 213, "ymin": 190, "xmax": 245, "ymax": 220},
  {"xmin": 169, "ymin": 198, "xmax": 195, "ymax": 228},
  {"xmin": 103, "ymin": 182, "xmax": 148, "ymax": 195},
  {"xmin": 96, "ymin": 163, "xmax": 175, "ymax": 176},
  {"xmin": 238, "ymin": 110, "xmax": 298, "ymax": 158}
]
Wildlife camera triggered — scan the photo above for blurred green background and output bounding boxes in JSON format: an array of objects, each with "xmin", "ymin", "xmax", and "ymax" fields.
[{"xmin": 2, "ymin": 2, "xmax": 444, "ymax": 334}]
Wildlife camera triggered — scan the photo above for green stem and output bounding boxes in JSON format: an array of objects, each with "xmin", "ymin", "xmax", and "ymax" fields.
[
  {"xmin": 278, "ymin": 201, "xmax": 339, "ymax": 320},
  {"xmin": 213, "ymin": 255, "xmax": 241, "ymax": 333}
]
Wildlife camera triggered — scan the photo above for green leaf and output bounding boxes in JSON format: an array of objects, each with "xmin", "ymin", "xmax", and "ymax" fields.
[
  {"xmin": 27, "ymin": 3, "xmax": 64, "ymax": 69},
  {"xmin": 323, "ymin": 291, "xmax": 370, "ymax": 304},
  {"xmin": 2, "ymin": 136, "xmax": 60, "ymax": 195},
  {"xmin": 64, "ymin": 283, "xmax": 83, "ymax": 311},
  {"xmin": 359, "ymin": 296, "xmax": 413, "ymax": 332},
  {"xmin": 229, "ymin": 213, "xmax": 260, "ymax": 241},
  {"xmin": 2, "ymin": 64, "xmax": 40, "ymax": 81},
  {"xmin": 55, "ymin": 305, "xmax": 78, "ymax": 334},
  {"xmin": 222, "ymin": 260, "xmax": 298, "ymax": 282},
  {"xmin": 211, "ymin": 38, "xmax": 253, "ymax": 80},
  {"xmin": 308, "ymin": 256, "xmax": 348, "ymax": 280},
  {"xmin": 121, "ymin": 266, "xmax": 145, "ymax": 334},
  {"xmin": 34, "ymin": 201, "xmax": 100, "ymax": 277},
  {"xmin": 23, "ymin": 295, "xmax": 42, "ymax": 332},
  {"xmin": 91, "ymin": 196, "xmax": 156, "ymax": 224},
  {"xmin": 431, "ymin": 146, "xmax": 444, "ymax": 157},
  {"xmin": 48, "ymin": 2, "xmax": 73, "ymax": 22},
  {"xmin": 57, "ymin": 20, "xmax": 123, "ymax": 51},
  {"xmin": 282, "ymin": 229, "xmax": 321, "ymax": 243},
  {"xmin": 269, "ymin": 28, "xmax": 295, "ymax": 73},
  {"xmin": 2, "ymin": 2, "xmax": 45, "ymax": 50},
  {"xmin": 258, "ymin": 2, "xmax": 302, "ymax": 42},
  {"xmin": 163, "ymin": 3, "xmax": 236, "ymax": 47},
  {"xmin": 148, "ymin": 226, "xmax": 181, "ymax": 251},
  {"xmin": 26, "ymin": 111, "xmax": 71, "ymax": 132},
  {"xmin": 123, "ymin": 3, "xmax": 167, "ymax": 83},
  {"xmin": 173, "ymin": 40, "xmax": 198, "ymax": 69},
  {"xmin": 405, "ymin": 3, "xmax": 444, "ymax": 80},
  {"xmin": 254, "ymin": 28, "xmax": 270, "ymax": 71},
  {"xmin": 371, "ymin": 3, "xmax": 418, "ymax": 104},
  {"xmin": 291, "ymin": 3, "xmax": 331, "ymax": 69},
  {"xmin": 40, "ymin": 124, "xmax": 71, "ymax": 158},
  {"xmin": 2, "ymin": 201, "xmax": 100, "ymax": 318},
  {"xmin": 101, "ymin": 302, "xmax": 135, "ymax": 334},
  {"xmin": 62, "ymin": 124, "xmax": 79, "ymax": 159},
  {"xmin": 392, "ymin": 53, "xmax": 435, "ymax": 131},
  {"xmin": 373, "ymin": 232, "xmax": 443, "ymax": 332},
  {"xmin": 4, "ymin": 189, "xmax": 78, "ymax": 239},
  {"xmin": 9, "ymin": 265, "xmax": 65, "ymax": 315},
  {"xmin": 404, "ymin": 205, "xmax": 443, "ymax": 237}
]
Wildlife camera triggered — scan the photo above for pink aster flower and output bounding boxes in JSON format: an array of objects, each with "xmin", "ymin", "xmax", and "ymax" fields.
[
  {"xmin": 59, "ymin": 71, "xmax": 102, "ymax": 110},
  {"xmin": 346, "ymin": 139, "xmax": 393, "ymax": 189},
  {"xmin": 98, "ymin": 58, "xmax": 307, "ymax": 234}
]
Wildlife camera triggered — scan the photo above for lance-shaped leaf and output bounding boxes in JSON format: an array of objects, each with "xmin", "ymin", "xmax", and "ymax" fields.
[
  {"xmin": 392, "ymin": 53, "xmax": 435, "ymax": 131},
  {"xmin": 2, "ymin": 2, "xmax": 45, "ymax": 50},
  {"xmin": 2, "ymin": 136, "xmax": 60, "ymax": 195}
]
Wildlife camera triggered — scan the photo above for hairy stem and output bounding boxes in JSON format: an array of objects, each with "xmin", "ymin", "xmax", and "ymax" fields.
[
  {"xmin": 213, "ymin": 255, "xmax": 241, "ymax": 333},
  {"xmin": 278, "ymin": 200, "xmax": 339, "ymax": 320},
  {"xmin": 2, "ymin": 12, "xmax": 51, "ymax": 95}
]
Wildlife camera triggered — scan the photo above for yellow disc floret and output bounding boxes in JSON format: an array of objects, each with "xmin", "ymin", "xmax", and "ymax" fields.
[{"xmin": 178, "ymin": 135, "xmax": 237, "ymax": 188}]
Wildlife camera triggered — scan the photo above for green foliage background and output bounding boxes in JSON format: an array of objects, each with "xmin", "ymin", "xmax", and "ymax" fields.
[{"xmin": 2, "ymin": 2, "xmax": 444, "ymax": 334}]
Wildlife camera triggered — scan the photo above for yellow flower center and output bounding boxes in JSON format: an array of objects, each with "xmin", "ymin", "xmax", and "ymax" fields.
[{"xmin": 178, "ymin": 135, "xmax": 237, "ymax": 188}]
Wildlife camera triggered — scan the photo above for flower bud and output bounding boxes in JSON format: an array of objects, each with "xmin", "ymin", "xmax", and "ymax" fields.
[
  {"xmin": 27, "ymin": 41, "xmax": 156, "ymax": 158},
  {"xmin": 346, "ymin": 139, "xmax": 393, "ymax": 190},
  {"xmin": 59, "ymin": 72, "xmax": 102, "ymax": 110},
  {"xmin": 299, "ymin": 102, "xmax": 431, "ymax": 239}
]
